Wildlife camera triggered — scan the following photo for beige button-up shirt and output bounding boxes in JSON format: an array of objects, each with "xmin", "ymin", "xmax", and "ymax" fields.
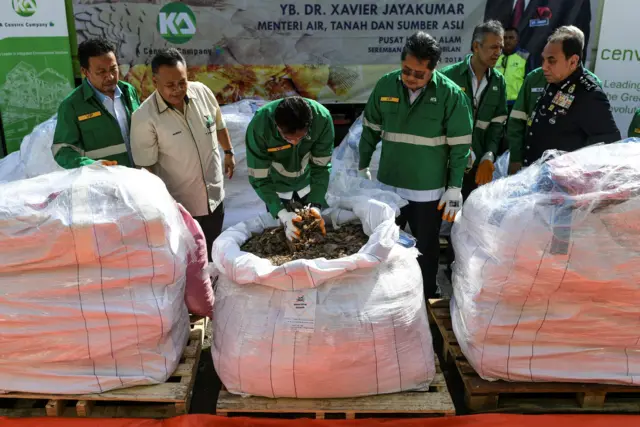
[{"xmin": 130, "ymin": 82, "xmax": 226, "ymax": 217}]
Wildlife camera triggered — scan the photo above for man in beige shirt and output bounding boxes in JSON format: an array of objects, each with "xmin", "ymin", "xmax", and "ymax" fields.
[{"xmin": 130, "ymin": 49, "xmax": 234, "ymax": 260}]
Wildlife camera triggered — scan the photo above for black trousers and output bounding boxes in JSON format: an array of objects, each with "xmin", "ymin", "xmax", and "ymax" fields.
[
  {"xmin": 444, "ymin": 168, "xmax": 478, "ymax": 272},
  {"xmin": 193, "ymin": 201, "xmax": 225, "ymax": 262},
  {"xmin": 396, "ymin": 200, "xmax": 442, "ymax": 299}
]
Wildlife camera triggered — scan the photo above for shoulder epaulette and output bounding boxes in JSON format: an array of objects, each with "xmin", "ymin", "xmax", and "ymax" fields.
[{"xmin": 579, "ymin": 73, "xmax": 598, "ymax": 92}]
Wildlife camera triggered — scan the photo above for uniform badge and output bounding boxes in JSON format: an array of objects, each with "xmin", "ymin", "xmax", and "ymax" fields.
[
  {"xmin": 492, "ymin": 86, "xmax": 498, "ymax": 91},
  {"xmin": 568, "ymin": 84, "xmax": 576, "ymax": 94},
  {"xmin": 548, "ymin": 105, "xmax": 555, "ymax": 112},
  {"xmin": 552, "ymin": 92, "xmax": 575, "ymax": 109},
  {"xmin": 204, "ymin": 115, "xmax": 214, "ymax": 129},
  {"xmin": 380, "ymin": 97, "xmax": 399, "ymax": 102},
  {"xmin": 549, "ymin": 117, "xmax": 556, "ymax": 125},
  {"xmin": 78, "ymin": 111, "xmax": 102, "ymax": 121},
  {"xmin": 268, "ymin": 144, "xmax": 293, "ymax": 152},
  {"xmin": 527, "ymin": 118, "xmax": 533, "ymax": 127},
  {"xmin": 430, "ymin": 97, "xmax": 437, "ymax": 102}
]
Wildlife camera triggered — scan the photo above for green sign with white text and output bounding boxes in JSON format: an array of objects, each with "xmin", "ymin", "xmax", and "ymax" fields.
[{"xmin": 0, "ymin": 0, "xmax": 74, "ymax": 154}]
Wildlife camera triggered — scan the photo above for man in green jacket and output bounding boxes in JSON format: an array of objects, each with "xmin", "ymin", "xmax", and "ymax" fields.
[
  {"xmin": 507, "ymin": 67, "xmax": 602, "ymax": 174},
  {"xmin": 441, "ymin": 20, "xmax": 508, "ymax": 197},
  {"xmin": 53, "ymin": 38, "xmax": 140, "ymax": 168},
  {"xmin": 358, "ymin": 31, "xmax": 473, "ymax": 298},
  {"xmin": 246, "ymin": 96, "xmax": 334, "ymax": 241},
  {"xmin": 629, "ymin": 109, "xmax": 640, "ymax": 138}
]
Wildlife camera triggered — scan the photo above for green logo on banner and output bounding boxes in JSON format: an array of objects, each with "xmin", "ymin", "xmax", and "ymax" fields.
[
  {"xmin": 12, "ymin": 0, "xmax": 37, "ymax": 17},
  {"xmin": 157, "ymin": 2, "xmax": 196, "ymax": 44}
]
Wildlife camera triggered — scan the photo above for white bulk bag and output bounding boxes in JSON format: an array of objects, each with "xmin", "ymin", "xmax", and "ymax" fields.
[
  {"xmin": 220, "ymin": 100, "xmax": 267, "ymax": 229},
  {"xmin": 211, "ymin": 196, "xmax": 435, "ymax": 398},
  {"xmin": 0, "ymin": 166, "xmax": 191, "ymax": 394},
  {"xmin": 452, "ymin": 142, "xmax": 640, "ymax": 384}
]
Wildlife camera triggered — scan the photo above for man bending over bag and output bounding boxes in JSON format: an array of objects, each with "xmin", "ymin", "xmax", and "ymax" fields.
[{"xmin": 246, "ymin": 96, "xmax": 334, "ymax": 241}]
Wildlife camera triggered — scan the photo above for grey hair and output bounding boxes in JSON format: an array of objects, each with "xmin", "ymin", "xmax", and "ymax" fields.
[{"xmin": 471, "ymin": 20, "xmax": 505, "ymax": 50}]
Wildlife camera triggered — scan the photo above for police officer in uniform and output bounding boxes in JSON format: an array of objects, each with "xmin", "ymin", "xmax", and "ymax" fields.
[{"xmin": 513, "ymin": 26, "xmax": 619, "ymax": 169}]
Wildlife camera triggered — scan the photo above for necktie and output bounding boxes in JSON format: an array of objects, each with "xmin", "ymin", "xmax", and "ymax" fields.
[{"xmin": 512, "ymin": 0, "xmax": 525, "ymax": 28}]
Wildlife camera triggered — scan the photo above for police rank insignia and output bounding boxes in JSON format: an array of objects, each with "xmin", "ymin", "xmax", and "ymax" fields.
[
  {"xmin": 568, "ymin": 84, "xmax": 576, "ymax": 94},
  {"xmin": 552, "ymin": 92, "xmax": 575, "ymax": 109}
]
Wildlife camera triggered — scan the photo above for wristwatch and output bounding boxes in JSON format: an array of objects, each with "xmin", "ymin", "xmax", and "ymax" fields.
[{"xmin": 224, "ymin": 149, "xmax": 234, "ymax": 156}]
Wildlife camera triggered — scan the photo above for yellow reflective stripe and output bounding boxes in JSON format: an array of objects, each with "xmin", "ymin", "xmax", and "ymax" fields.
[
  {"xmin": 272, "ymin": 152, "xmax": 310, "ymax": 178},
  {"xmin": 510, "ymin": 110, "xmax": 528, "ymax": 121},
  {"xmin": 475, "ymin": 120, "xmax": 490, "ymax": 130},
  {"xmin": 248, "ymin": 168, "xmax": 269, "ymax": 178},
  {"xmin": 363, "ymin": 117, "xmax": 382, "ymax": 131},
  {"xmin": 382, "ymin": 131, "xmax": 445, "ymax": 146},
  {"xmin": 85, "ymin": 144, "xmax": 127, "ymax": 159},
  {"xmin": 52, "ymin": 143, "xmax": 84, "ymax": 156},
  {"xmin": 311, "ymin": 155, "xmax": 331, "ymax": 166},
  {"xmin": 492, "ymin": 115, "xmax": 508, "ymax": 123},
  {"xmin": 446, "ymin": 135, "xmax": 472, "ymax": 146}
]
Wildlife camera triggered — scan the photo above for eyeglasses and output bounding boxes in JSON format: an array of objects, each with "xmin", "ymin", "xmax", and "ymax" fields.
[{"xmin": 401, "ymin": 67, "xmax": 427, "ymax": 80}]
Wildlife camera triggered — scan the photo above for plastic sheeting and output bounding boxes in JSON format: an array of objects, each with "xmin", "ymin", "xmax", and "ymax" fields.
[
  {"xmin": 451, "ymin": 142, "xmax": 640, "ymax": 384},
  {"xmin": 211, "ymin": 190, "xmax": 434, "ymax": 398},
  {"xmin": 220, "ymin": 100, "xmax": 267, "ymax": 229},
  {"xmin": 0, "ymin": 116, "xmax": 62, "ymax": 183},
  {"xmin": 0, "ymin": 151, "xmax": 26, "ymax": 183},
  {"xmin": 0, "ymin": 166, "xmax": 192, "ymax": 394}
]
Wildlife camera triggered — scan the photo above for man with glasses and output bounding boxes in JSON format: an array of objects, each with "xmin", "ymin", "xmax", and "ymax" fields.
[
  {"xmin": 441, "ymin": 20, "xmax": 508, "ymax": 195},
  {"xmin": 358, "ymin": 31, "xmax": 472, "ymax": 299},
  {"xmin": 53, "ymin": 38, "xmax": 140, "ymax": 168},
  {"xmin": 246, "ymin": 96, "xmax": 334, "ymax": 241}
]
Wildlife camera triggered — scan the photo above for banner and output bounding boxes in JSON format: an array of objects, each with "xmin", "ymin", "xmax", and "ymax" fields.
[
  {"xmin": 72, "ymin": 0, "xmax": 485, "ymax": 104},
  {"xmin": 0, "ymin": 0, "xmax": 75, "ymax": 154},
  {"xmin": 594, "ymin": 0, "xmax": 639, "ymax": 137}
]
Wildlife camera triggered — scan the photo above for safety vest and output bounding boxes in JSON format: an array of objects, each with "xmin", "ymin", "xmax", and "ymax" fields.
[{"xmin": 495, "ymin": 49, "xmax": 529, "ymax": 103}]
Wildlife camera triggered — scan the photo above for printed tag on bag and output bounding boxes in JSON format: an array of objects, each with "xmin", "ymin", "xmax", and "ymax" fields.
[{"xmin": 283, "ymin": 289, "xmax": 317, "ymax": 332}]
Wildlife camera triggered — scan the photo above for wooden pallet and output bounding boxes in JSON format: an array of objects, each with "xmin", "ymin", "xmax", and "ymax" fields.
[
  {"xmin": 0, "ymin": 318, "xmax": 205, "ymax": 418},
  {"xmin": 428, "ymin": 299, "xmax": 640, "ymax": 413},
  {"xmin": 216, "ymin": 358, "xmax": 455, "ymax": 419}
]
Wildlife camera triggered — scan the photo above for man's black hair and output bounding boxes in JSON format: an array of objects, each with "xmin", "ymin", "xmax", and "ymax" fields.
[
  {"xmin": 274, "ymin": 96, "xmax": 313, "ymax": 134},
  {"xmin": 471, "ymin": 20, "xmax": 505, "ymax": 50},
  {"xmin": 151, "ymin": 48, "xmax": 187, "ymax": 74},
  {"xmin": 78, "ymin": 38, "xmax": 115, "ymax": 70},
  {"xmin": 401, "ymin": 32, "xmax": 441, "ymax": 70},
  {"xmin": 505, "ymin": 26, "xmax": 519, "ymax": 36},
  {"xmin": 548, "ymin": 26, "xmax": 585, "ymax": 62}
]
